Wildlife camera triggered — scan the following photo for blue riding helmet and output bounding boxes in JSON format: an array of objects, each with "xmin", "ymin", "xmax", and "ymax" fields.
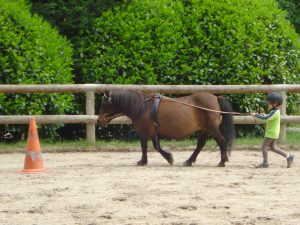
[{"xmin": 266, "ymin": 92, "xmax": 283, "ymax": 105}]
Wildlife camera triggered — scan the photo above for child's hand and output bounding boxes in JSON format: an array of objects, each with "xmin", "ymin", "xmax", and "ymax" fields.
[{"xmin": 250, "ymin": 112, "xmax": 256, "ymax": 116}]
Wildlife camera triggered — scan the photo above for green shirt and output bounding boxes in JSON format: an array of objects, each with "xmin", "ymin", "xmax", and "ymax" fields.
[{"xmin": 255, "ymin": 109, "xmax": 280, "ymax": 139}]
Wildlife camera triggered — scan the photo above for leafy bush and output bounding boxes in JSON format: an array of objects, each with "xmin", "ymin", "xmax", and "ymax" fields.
[
  {"xmin": 30, "ymin": 0, "xmax": 126, "ymax": 39},
  {"xmin": 81, "ymin": 0, "xmax": 300, "ymax": 137},
  {"xmin": 0, "ymin": 0, "xmax": 74, "ymax": 141},
  {"xmin": 82, "ymin": 0, "xmax": 299, "ymax": 85},
  {"xmin": 277, "ymin": 0, "xmax": 300, "ymax": 34},
  {"xmin": 30, "ymin": 0, "xmax": 127, "ymax": 84}
]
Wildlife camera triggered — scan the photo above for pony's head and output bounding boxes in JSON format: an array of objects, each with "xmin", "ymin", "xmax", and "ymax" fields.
[{"xmin": 98, "ymin": 90, "xmax": 124, "ymax": 127}]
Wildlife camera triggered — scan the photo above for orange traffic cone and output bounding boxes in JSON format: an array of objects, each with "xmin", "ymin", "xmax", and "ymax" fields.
[{"xmin": 18, "ymin": 117, "xmax": 48, "ymax": 173}]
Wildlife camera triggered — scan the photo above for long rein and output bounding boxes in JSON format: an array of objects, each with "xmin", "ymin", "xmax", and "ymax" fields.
[{"xmin": 160, "ymin": 96, "xmax": 251, "ymax": 116}]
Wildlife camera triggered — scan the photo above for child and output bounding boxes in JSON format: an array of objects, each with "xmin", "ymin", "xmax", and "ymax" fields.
[{"xmin": 251, "ymin": 92, "xmax": 294, "ymax": 168}]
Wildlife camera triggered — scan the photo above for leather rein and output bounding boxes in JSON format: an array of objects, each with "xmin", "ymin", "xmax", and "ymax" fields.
[{"xmin": 149, "ymin": 94, "xmax": 249, "ymax": 116}]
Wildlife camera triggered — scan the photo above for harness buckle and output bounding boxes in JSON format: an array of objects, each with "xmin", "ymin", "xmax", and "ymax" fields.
[{"xmin": 154, "ymin": 93, "xmax": 163, "ymax": 99}]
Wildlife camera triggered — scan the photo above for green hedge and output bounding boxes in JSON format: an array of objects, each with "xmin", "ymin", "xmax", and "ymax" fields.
[
  {"xmin": 81, "ymin": 0, "xmax": 299, "ymax": 103},
  {"xmin": 0, "ymin": 0, "xmax": 74, "ymax": 140},
  {"xmin": 277, "ymin": 0, "xmax": 300, "ymax": 34},
  {"xmin": 80, "ymin": 0, "xmax": 300, "ymax": 138}
]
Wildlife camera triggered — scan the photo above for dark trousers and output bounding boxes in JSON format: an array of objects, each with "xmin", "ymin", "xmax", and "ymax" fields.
[{"xmin": 261, "ymin": 137, "xmax": 288, "ymax": 163}]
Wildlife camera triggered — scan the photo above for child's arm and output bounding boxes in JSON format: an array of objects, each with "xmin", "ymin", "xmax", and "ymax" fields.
[{"xmin": 252, "ymin": 110, "xmax": 277, "ymax": 120}]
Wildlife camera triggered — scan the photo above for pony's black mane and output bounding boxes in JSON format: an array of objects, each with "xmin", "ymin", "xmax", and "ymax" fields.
[{"xmin": 110, "ymin": 89, "xmax": 152, "ymax": 120}]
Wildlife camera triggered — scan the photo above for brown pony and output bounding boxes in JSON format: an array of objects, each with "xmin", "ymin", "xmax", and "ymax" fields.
[{"xmin": 98, "ymin": 89, "xmax": 235, "ymax": 167}]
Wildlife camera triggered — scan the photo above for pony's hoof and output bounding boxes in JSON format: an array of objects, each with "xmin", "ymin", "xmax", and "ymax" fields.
[
  {"xmin": 137, "ymin": 160, "xmax": 147, "ymax": 166},
  {"xmin": 217, "ymin": 162, "xmax": 225, "ymax": 167},
  {"xmin": 183, "ymin": 160, "xmax": 193, "ymax": 166},
  {"xmin": 167, "ymin": 154, "xmax": 174, "ymax": 165}
]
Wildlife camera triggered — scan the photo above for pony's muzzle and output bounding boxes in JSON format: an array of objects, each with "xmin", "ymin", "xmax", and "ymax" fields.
[{"xmin": 97, "ymin": 114, "xmax": 109, "ymax": 127}]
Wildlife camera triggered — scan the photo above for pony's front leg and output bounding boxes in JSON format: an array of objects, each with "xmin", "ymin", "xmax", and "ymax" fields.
[
  {"xmin": 137, "ymin": 136, "xmax": 148, "ymax": 166},
  {"xmin": 152, "ymin": 137, "xmax": 173, "ymax": 165}
]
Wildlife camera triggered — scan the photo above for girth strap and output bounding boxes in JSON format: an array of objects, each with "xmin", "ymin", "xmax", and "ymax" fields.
[
  {"xmin": 152, "ymin": 94, "xmax": 162, "ymax": 126},
  {"xmin": 152, "ymin": 93, "xmax": 163, "ymax": 150}
]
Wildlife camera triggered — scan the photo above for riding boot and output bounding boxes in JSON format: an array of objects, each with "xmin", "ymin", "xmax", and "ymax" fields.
[{"xmin": 255, "ymin": 160, "xmax": 269, "ymax": 168}]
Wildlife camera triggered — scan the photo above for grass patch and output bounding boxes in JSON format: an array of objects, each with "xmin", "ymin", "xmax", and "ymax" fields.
[
  {"xmin": 285, "ymin": 131, "xmax": 300, "ymax": 145},
  {"xmin": 1, "ymin": 131, "xmax": 299, "ymax": 153},
  {"xmin": 288, "ymin": 123, "xmax": 300, "ymax": 128}
]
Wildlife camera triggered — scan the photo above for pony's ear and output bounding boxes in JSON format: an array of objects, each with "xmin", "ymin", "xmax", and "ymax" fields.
[
  {"xmin": 103, "ymin": 90, "xmax": 112, "ymax": 103},
  {"xmin": 104, "ymin": 90, "xmax": 109, "ymax": 99}
]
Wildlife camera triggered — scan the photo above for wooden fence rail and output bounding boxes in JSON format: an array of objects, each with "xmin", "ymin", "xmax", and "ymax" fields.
[
  {"xmin": 0, "ymin": 84, "xmax": 300, "ymax": 144},
  {"xmin": 1, "ymin": 84, "xmax": 300, "ymax": 94}
]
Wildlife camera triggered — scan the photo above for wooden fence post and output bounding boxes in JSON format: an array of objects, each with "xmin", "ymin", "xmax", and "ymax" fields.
[
  {"xmin": 86, "ymin": 91, "xmax": 96, "ymax": 144},
  {"xmin": 278, "ymin": 91, "xmax": 287, "ymax": 144}
]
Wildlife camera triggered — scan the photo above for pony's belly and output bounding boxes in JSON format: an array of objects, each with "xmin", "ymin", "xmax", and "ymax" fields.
[{"xmin": 159, "ymin": 124, "xmax": 199, "ymax": 139}]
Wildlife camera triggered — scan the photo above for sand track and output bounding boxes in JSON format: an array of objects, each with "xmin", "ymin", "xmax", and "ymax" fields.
[{"xmin": 0, "ymin": 150, "xmax": 299, "ymax": 225}]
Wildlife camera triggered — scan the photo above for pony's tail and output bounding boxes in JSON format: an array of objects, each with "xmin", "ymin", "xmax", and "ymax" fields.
[{"xmin": 217, "ymin": 96, "xmax": 236, "ymax": 154}]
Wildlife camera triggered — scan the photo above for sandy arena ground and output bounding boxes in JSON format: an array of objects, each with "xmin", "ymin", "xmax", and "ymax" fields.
[{"xmin": 0, "ymin": 149, "xmax": 299, "ymax": 225}]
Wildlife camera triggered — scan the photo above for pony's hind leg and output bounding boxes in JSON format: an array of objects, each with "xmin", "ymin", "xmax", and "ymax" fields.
[
  {"xmin": 184, "ymin": 131, "xmax": 208, "ymax": 166},
  {"xmin": 210, "ymin": 128, "xmax": 228, "ymax": 167},
  {"xmin": 152, "ymin": 137, "xmax": 173, "ymax": 165}
]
